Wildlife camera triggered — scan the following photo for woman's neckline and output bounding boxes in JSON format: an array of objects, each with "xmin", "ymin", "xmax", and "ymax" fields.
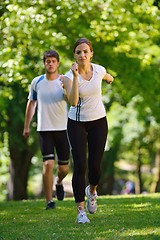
[{"xmin": 78, "ymin": 63, "xmax": 93, "ymax": 81}]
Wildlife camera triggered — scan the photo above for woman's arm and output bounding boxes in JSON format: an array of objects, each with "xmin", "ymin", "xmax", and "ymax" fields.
[
  {"xmin": 63, "ymin": 76, "xmax": 79, "ymax": 106},
  {"xmin": 103, "ymin": 72, "xmax": 114, "ymax": 84},
  {"xmin": 63, "ymin": 62, "xmax": 79, "ymax": 106}
]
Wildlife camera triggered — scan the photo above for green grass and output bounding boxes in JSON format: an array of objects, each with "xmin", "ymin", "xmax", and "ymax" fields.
[{"xmin": 0, "ymin": 194, "xmax": 160, "ymax": 240}]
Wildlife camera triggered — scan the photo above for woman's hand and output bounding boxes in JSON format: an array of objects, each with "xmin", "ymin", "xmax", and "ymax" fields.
[
  {"xmin": 104, "ymin": 73, "xmax": 114, "ymax": 84},
  {"xmin": 71, "ymin": 62, "xmax": 79, "ymax": 77}
]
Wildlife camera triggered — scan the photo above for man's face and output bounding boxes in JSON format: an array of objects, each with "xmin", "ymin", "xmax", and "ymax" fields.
[{"xmin": 44, "ymin": 57, "xmax": 60, "ymax": 74}]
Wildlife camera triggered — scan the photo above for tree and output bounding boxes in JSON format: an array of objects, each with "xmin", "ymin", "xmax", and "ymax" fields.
[{"xmin": 106, "ymin": 96, "xmax": 160, "ymax": 194}]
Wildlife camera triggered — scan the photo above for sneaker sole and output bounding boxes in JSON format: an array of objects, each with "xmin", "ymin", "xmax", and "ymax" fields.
[
  {"xmin": 86, "ymin": 201, "xmax": 97, "ymax": 214},
  {"xmin": 85, "ymin": 186, "xmax": 97, "ymax": 214}
]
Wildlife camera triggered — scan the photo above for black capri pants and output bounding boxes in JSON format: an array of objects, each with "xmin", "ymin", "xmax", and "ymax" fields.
[{"xmin": 67, "ymin": 117, "xmax": 108, "ymax": 203}]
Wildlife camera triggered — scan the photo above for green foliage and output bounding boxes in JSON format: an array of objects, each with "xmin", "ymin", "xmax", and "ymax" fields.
[
  {"xmin": 107, "ymin": 95, "xmax": 160, "ymax": 192},
  {"xmin": 0, "ymin": 194, "xmax": 160, "ymax": 239},
  {"xmin": 1, "ymin": 0, "xmax": 159, "ymax": 120},
  {"xmin": 0, "ymin": 133, "xmax": 10, "ymax": 200}
]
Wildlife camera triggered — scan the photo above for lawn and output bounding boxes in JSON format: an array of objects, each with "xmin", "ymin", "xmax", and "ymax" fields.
[{"xmin": 0, "ymin": 194, "xmax": 160, "ymax": 240}]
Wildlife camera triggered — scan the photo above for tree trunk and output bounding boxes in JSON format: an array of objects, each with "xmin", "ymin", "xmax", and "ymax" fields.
[
  {"xmin": 99, "ymin": 173, "xmax": 114, "ymax": 195},
  {"xmin": 151, "ymin": 149, "xmax": 160, "ymax": 193},
  {"xmin": 99, "ymin": 150, "xmax": 116, "ymax": 195},
  {"xmin": 7, "ymin": 136, "xmax": 33, "ymax": 200},
  {"xmin": 155, "ymin": 149, "xmax": 160, "ymax": 192},
  {"xmin": 4, "ymin": 82, "xmax": 39, "ymax": 200},
  {"xmin": 135, "ymin": 148, "xmax": 143, "ymax": 194}
]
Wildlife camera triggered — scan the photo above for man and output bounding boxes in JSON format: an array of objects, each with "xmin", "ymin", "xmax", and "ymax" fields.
[{"xmin": 23, "ymin": 50, "xmax": 70, "ymax": 209}]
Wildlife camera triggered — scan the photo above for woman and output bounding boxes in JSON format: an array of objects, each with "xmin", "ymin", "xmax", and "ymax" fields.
[{"xmin": 63, "ymin": 38, "xmax": 114, "ymax": 223}]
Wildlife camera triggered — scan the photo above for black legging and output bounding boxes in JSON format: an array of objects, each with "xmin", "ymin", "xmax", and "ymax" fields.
[{"xmin": 67, "ymin": 117, "xmax": 108, "ymax": 203}]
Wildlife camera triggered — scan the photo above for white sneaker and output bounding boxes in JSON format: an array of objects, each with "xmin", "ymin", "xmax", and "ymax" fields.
[
  {"xmin": 76, "ymin": 208, "xmax": 90, "ymax": 224},
  {"xmin": 85, "ymin": 185, "xmax": 97, "ymax": 214}
]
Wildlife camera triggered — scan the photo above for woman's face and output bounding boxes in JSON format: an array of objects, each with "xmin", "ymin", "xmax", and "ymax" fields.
[{"xmin": 74, "ymin": 43, "xmax": 93, "ymax": 65}]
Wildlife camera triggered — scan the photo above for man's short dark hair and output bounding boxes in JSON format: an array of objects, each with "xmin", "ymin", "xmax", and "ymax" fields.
[{"xmin": 43, "ymin": 50, "xmax": 60, "ymax": 63}]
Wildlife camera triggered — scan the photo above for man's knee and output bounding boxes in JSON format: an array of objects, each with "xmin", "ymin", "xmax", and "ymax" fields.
[
  {"xmin": 58, "ymin": 164, "xmax": 69, "ymax": 175},
  {"xmin": 43, "ymin": 160, "xmax": 54, "ymax": 172}
]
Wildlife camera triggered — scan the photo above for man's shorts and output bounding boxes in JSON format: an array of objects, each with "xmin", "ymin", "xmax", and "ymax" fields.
[{"xmin": 38, "ymin": 130, "xmax": 70, "ymax": 165}]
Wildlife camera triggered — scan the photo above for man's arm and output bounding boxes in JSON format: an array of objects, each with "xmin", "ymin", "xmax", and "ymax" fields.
[{"xmin": 23, "ymin": 99, "xmax": 37, "ymax": 138}]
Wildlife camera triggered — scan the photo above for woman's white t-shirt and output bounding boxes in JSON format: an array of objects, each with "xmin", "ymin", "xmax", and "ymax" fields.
[{"xmin": 65, "ymin": 63, "xmax": 107, "ymax": 122}]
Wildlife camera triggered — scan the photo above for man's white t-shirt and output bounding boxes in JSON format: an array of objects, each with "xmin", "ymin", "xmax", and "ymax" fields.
[
  {"xmin": 65, "ymin": 63, "xmax": 107, "ymax": 121},
  {"xmin": 28, "ymin": 74, "xmax": 68, "ymax": 131}
]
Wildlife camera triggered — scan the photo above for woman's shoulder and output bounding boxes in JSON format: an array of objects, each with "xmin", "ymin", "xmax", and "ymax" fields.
[{"xmin": 92, "ymin": 63, "xmax": 106, "ymax": 74}]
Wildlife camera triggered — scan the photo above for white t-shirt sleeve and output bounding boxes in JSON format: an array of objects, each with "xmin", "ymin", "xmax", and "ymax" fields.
[
  {"xmin": 65, "ymin": 70, "xmax": 74, "ymax": 81},
  {"xmin": 28, "ymin": 77, "xmax": 38, "ymax": 101},
  {"xmin": 95, "ymin": 64, "xmax": 107, "ymax": 79}
]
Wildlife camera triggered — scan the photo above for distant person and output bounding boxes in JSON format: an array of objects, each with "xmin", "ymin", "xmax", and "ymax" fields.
[
  {"xmin": 122, "ymin": 181, "xmax": 135, "ymax": 194},
  {"xmin": 62, "ymin": 38, "xmax": 114, "ymax": 223},
  {"xmin": 23, "ymin": 50, "xmax": 70, "ymax": 210}
]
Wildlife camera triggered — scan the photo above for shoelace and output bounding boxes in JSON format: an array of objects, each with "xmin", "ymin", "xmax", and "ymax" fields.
[
  {"xmin": 89, "ymin": 193, "xmax": 97, "ymax": 205},
  {"xmin": 78, "ymin": 206, "xmax": 88, "ymax": 217},
  {"xmin": 80, "ymin": 211, "xmax": 86, "ymax": 217}
]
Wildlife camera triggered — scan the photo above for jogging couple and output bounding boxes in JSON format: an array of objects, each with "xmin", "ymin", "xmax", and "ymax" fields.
[{"xmin": 23, "ymin": 37, "xmax": 114, "ymax": 224}]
